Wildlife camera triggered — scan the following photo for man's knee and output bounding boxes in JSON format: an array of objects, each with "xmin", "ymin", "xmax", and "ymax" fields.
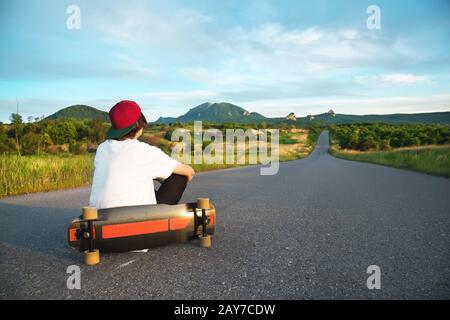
[{"xmin": 170, "ymin": 173, "xmax": 188, "ymax": 185}]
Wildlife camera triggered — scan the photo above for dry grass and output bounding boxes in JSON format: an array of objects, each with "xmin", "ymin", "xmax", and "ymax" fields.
[{"xmin": 0, "ymin": 153, "xmax": 94, "ymax": 197}]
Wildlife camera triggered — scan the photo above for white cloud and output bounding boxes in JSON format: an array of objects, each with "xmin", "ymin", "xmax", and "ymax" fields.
[
  {"xmin": 174, "ymin": 22, "xmax": 423, "ymax": 97},
  {"xmin": 380, "ymin": 74, "xmax": 429, "ymax": 84},
  {"xmin": 92, "ymin": 3, "xmax": 215, "ymax": 48},
  {"xmin": 140, "ymin": 89, "xmax": 219, "ymax": 102},
  {"xmin": 87, "ymin": 2, "xmax": 437, "ymax": 104},
  {"xmin": 355, "ymin": 74, "xmax": 430, "ymax": 85},
  {"xmin": 110, "ymin": 53, "xmax": 155, "ymax": 77},
  {"xmin": 222, "ymin": 23, "xmax": 404, "ymax": 74}
]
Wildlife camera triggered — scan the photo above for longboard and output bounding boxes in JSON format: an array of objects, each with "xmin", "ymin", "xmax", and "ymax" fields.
[{"xmin": 68, "ymin": 198, "xmax": 215, "ymax": 265}]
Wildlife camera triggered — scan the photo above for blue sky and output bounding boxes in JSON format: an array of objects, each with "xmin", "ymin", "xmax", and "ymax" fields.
[{"xmin": 0, "ymin": 0, "xmax": 449, "ymax": 122}]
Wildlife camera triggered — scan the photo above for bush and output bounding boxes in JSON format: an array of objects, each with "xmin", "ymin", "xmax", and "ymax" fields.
[
  {"xmin": 330, "ymin": 123, "xmax": 450, "ymax": 151},
  {"xmin": 88, "ymin": 120, "xmax": 106, "ymax": 143},
  {"xmin": 21, "ymin": 132, "xmax": 51, "ymax": 155},
  {"xmin": 0, "ymin": 133, "xmax": 15, "ymax": 153},
  {"xmin": 45, "ymin": 120, "xmax": 77, "ymax": 145},
  {"xmin": 69, "ymin": 139, "xmax": 88, "ymax": 154}
]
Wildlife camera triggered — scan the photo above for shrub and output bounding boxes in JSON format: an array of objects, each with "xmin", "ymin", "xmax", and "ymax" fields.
[
  {"xmin": 45, "ymin": 120, "xmax": 77, "ymax": 145},
  {"xmin": 330, "ymin": 123, "xmax": 450, "ymax": 151}
]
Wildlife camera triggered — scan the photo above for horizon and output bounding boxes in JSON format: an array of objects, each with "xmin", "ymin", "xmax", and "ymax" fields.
[
  {"xmin": 1, "ymin": 0, "xmax": 450, "ymax": 122},
  {"xmin": 6, "ymin": 101, "xmax": 449, "ymax": 125}
]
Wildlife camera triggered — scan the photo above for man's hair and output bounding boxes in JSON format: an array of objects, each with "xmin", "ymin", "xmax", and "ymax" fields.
[{"xmin": 114, "ymin": 114, "xmax": 148, "ymax": 141}]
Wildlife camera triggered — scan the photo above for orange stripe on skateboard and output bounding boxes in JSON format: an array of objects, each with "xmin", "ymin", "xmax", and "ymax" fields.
[
  {"xmin": 69, "ymin": 228, "xmax": 77, "ymax": 241},
  {"xmin": 169, "ymin": 217, "xmax": 191, "ymax": 230},
  {"xmin": 102, "ymin": 220, "xmax": 169, "ymax": 239}
]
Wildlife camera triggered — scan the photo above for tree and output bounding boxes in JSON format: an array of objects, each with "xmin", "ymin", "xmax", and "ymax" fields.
[
  {"xmin": 359, "ymin": 136, "xmax": 377, "ymax": 151},
  {"xmin": 379, "ymin": 139, "xmax": 391, "ymax": 151},
  {"xmin": 21, "ymin": 132, "xmax": 52, "ymax": 155},
  {"xmin": 0, "ymin": 130, "xmax": 14, "ymax": 153},
  {"xmin": 10, "ymin": 113, "xmax": 22, "ymax": 155},
  {"xmin": 87, "ymin": 120, "xmax": 106, "ymax": 143},
  {"xmin": 45, "ymin": 120, "xmax": 77, "ymax": 145},
  {"xmin": 10, "ymin": 113, "xmax": 22, "ymax": 125}
]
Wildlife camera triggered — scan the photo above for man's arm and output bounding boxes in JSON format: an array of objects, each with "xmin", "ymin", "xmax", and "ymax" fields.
[{"xmin": 173, "ymin": 163, "xmax": 196, "ymax": 181}]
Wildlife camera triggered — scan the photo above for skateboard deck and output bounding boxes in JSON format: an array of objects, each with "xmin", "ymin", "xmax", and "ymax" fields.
[{"xmin": 68, "ymin": 198, "xmax": 215, "ymax": 265}]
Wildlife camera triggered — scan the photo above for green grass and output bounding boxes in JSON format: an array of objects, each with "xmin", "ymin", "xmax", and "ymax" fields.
[
  {"xmin": 331, "ymin": 147, "xmax": 450, "ymax": 178},
  {"xmin": 279, "ymin": 132, "xmax": 298, "ymax": 145},
  {"xmin": 0, "ymin": 153, "xmax": 94, "ymax": 197}
]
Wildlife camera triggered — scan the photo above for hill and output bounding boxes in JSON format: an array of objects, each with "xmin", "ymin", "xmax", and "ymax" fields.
[
  {"xmin": 45, "ymin": 105, "xmax": 109, "ymax": 121},
  {"xmin": 156, "ymin": 102, "xmax": 267, "ymax": 124}
]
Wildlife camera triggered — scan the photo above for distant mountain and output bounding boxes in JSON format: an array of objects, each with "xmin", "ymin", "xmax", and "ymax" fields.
[
  {"xmin": 45, "ymin": 105, "xmax": 109, "ymax": 121},
  {"xmin": 295, "ymin": 111, "xmax": 450, "ymax": 126},
  {"xmin": 156, "ymin": 102, "xmax": 450, "ymax": 125},
  {"xmin": 157, "ymin": 102, "xmax": 267, "ymax": 124},
  {"xmin": 48, "ymin": 102, "xmax": 450, "ymax": 125}
]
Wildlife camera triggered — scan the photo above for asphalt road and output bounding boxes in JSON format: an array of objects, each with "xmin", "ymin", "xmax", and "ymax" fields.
[{"xmin": 1, "ymin": 131, "xmax": 449, "ymax": 299}]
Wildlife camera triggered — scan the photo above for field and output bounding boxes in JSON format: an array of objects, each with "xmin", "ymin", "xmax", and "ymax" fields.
[
  {"xmin": 0, "ymin": 127, "xmax": 315, "ymax": 197},
  {"xmin": 0, "ymin": 153, "xmax": 94, "ymax": 197},
  {"xmin": 330, "ymin": 145, "xmax": 450, "ymax": 178}
]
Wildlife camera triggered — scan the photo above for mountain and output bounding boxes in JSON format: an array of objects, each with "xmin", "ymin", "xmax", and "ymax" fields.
[
  {"xmin": 157, "ymin": 102, "xmax": 267, "ymax": 124},
  {"xmin": 297, "ymin": 111, "xmax": 450, "ymax": 125},
  {"xmin": 156, "ymin": 101, "xmax": 450, "ymax": 125},
  {"xmin": 47, "ymin": 102, "xmax": 450, "ymax": 125},
  {"xmin": 45, "ymin": 105, "xmax": 109, "ymax": 121}
]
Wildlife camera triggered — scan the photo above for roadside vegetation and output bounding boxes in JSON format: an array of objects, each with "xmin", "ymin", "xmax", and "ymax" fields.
[
  {"xmin": 329, "ymin": 123, "xmax": 450, "ymax": 177},
  {"xmin": 1, "ymin": 153, "xmax": 94, "ymax": 197},
  {"xmin": 0, "ymin": 115, "xmax": 317, "ymax": 197},
  {"xmin": 329, "ymin": 123, "xmax": 450, "ymax": 151}
]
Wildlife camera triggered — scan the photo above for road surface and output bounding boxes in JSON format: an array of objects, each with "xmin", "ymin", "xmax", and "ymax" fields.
[{"xmin": 1, "ymin": 131, "xmax": 449, "ymax": 299}]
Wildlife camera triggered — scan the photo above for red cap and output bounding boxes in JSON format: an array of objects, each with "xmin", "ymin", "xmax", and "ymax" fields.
[
  {"xmin": 107, "ymin": 100, "xmax": 143, "ymax": 139},
  {"xmin": 109, "ymin": 100, "xmax": 142, "ymax": 129}
]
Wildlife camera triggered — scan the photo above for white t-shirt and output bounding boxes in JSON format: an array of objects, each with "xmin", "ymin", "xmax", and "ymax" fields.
[{"xmin": 89, "ymin": 139, "xmax": 178, "ymax": 209}]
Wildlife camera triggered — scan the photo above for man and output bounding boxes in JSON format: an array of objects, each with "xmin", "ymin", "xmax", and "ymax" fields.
[{"xmin": 89, "ymin": 100, "xmax": 195, "ymax": 209}]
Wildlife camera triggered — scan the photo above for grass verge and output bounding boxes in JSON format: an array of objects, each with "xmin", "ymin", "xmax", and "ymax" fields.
[
  {"xmin": 0, "ymin": 153, "xmax": 94, "ymax": 197},
  {"xmin": 330, "ymin": 146, "xmax": 450, "ymax": 178}
]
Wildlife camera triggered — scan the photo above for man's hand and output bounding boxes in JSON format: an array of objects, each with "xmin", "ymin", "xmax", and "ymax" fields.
[{"xmin": 173, "ymin": 163, "xmax": 196, "ymax": 182}]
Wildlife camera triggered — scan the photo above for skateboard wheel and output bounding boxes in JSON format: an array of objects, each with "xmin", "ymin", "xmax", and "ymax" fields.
[
  {"xmin": 199, "ymin": 235, "xmax": 211, "ymax": 248},
  {"xmin": 197, "ymin": 198, "xmax": 210, "ymax": 210},
  {"xmin": 82, "ymin": 207, "xmax": 98, "ymax": 220},
  {"xmin": 84, "ymin": 249, "xmax": 100, "ymax": 265}
]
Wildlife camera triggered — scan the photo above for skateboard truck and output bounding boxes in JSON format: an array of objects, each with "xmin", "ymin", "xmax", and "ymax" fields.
[
  {"xmin": 81, "ymin": 207, "xmax": 100, "ymax": 265},
  {"xmin": 196, "ymin": 198, "xmax": 212, "ymax": 248}
]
